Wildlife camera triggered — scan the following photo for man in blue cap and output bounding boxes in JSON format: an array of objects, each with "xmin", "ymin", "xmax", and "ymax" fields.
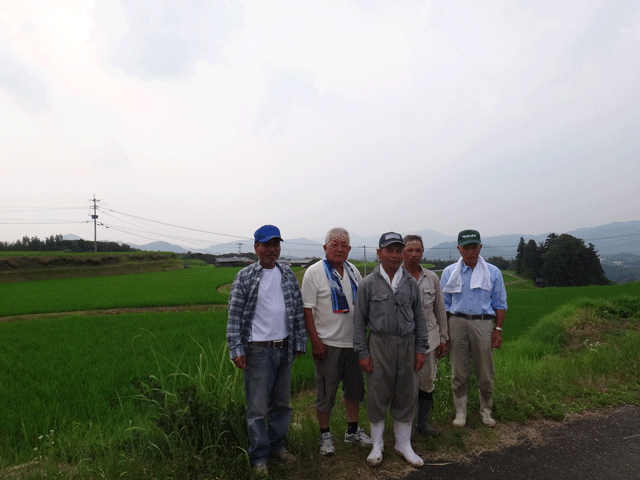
[
  {"xmin": 353, "ymin": 232, "xmax": 429, "ymax": 468},
  {"xmin": 226, "ymin": 225, "xmax": 307, "ymax": 475},
  {"xmin": 441, "ymin": 229, "xmax": 507, "ymax": 429}
]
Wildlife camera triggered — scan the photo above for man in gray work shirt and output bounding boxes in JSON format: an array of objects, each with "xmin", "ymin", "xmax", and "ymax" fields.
[{"xmin": 353, "ymin": 232, "xmax": 429, "ymax": 468}]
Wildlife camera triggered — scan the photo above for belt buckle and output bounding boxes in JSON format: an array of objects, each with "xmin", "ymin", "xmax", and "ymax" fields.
[{"xmin": 272, "ymin": 339, "xmax": 284, "ymax": 349}]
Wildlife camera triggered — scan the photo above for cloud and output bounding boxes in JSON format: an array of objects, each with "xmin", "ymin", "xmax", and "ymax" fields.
[
  {"xmin": 84, "ymin": 136, "xmax": 132, "ymax": 171},
  {"xmin": 0, "ymin": 38, "xmax": 48, "ymax": 112},
  {"xmin": 94, "ymin": 0, "xmax": 243, "ymax": 80}
]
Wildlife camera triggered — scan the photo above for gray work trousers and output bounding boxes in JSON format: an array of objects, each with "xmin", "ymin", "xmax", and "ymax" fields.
[{"xmin": 366, "ymin": 332, "xmax": 418, "ymax": 424}]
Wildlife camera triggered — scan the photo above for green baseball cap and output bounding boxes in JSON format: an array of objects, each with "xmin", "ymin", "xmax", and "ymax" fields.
[{"xmin": 457, "ymin": 229, "xmax": 481, "ymax": 246}]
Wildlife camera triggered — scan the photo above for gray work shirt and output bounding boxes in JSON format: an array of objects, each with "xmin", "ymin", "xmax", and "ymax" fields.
[{"xmin": 353, "ymin": 264, "xmax": 429, "ymax": 360}]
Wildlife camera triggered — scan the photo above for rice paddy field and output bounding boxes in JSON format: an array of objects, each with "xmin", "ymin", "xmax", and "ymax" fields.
[{"xmin": 1, "ymin": 263, "xmax": 639, "ymax": 479}]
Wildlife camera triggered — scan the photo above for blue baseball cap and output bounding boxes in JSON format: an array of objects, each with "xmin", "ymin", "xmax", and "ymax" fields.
[{"xmin": 254, "ymin": 225, "xmax": 283, "ymax": 243}]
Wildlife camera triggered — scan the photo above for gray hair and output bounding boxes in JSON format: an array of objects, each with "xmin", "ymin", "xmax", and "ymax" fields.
[
  {"xmin": 325, "ymin": 227, "xmax": 350, "ymax": 245},
  {"xmin": 403, "ymin": 234, "xmax": 424, "ymax": 249}
]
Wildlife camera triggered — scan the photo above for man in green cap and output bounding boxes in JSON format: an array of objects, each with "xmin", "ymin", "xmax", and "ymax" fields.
[{"xmin": 440, "ymin": 230, "xmax": 507, "ymax": 428}]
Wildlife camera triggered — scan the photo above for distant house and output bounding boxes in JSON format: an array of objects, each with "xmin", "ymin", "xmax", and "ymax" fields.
[
  {"xmin": 287, "ymin": 258, "xmax": 317, "ymax": 268},
  {"xmin": 214, "ymin": 256, "xmax": 254, "ymax": 267}
]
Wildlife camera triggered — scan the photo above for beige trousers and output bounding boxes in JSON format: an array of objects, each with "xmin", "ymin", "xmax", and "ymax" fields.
[{"xmin": 449, "ymin": 315, "xmax": 495, "ymax": 413}]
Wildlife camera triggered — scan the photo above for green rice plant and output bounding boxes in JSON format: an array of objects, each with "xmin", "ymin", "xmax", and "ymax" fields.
[
  {"xmin": 0, "ymin": 310, "xmax": 230, "ymax": 464},
  {"xmin": 0, "ymin": 267, "xmax": 240, "ymax": 317}
]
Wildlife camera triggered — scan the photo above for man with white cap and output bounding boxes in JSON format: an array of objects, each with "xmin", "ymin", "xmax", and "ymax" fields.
[
  {"xmin": 353, "ymin": 232, "xmax": 429, "ymax": 468},
  {"xmin": 226, "ymin": 225, "xmax": 307, "ymax": 475},
  {"xmin": 441, "ymin": 229, "xmax": 507, "ymax": 429}
]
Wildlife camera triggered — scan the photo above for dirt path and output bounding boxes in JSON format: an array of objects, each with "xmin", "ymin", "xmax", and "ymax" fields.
[
  {"xmin": 0, "ymin": 304, "xmax": 227, "ymax": 322},
  {"xmin": 403, "ymin": 404, "xmax": 640, "ymax": 480}
]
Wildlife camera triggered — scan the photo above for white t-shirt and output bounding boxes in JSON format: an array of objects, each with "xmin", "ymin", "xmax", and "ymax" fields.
[
  {"xmin": 251, "ymin": 267, "xmax": 288, "ymax": 342},
  {"xmin": 301, "ymin": 260, "xmax": 362, "ymax": 348}
]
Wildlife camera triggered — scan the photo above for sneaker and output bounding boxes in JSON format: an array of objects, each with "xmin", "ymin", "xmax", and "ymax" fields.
[
  {"xmin": 318, "ymin": 431, "xmax": 336, "ymax": 456},
  {"xmin": 253, "ymin": 463, "xmax": 269, "ymax": 476},
  {"xmin": 273, "ymin": 448, "xmax": 296, "ymax": 463},
  {"xmin": 344, "ymin": 426, "xmax": 373, "ymax": 446}
]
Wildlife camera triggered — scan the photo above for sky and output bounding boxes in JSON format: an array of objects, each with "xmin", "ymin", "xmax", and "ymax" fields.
[{"xmin": 1, "ymin": 0, "xmax": 639, "ymax": 252}]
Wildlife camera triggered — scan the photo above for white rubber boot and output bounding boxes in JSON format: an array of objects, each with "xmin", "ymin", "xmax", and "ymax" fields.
[
  {"xmin": 453, "ymin": 394, "xmax": 467, "ymax": 428},
  {"xmin": 480, "ymin": 391, "xmax": 496, "ymax": 427},
  {"xmin": 393, "ymin": 420, "xmax": 423, "ymax": 467},
  {"xmin": 366, "ymin": 420, "xmax": 385, "ymax": 467}
]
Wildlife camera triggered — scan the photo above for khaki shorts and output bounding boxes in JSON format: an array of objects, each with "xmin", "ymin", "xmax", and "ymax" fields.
[{"xmin": 314, "ymin": 345, "xmax": 365, "ymax": 413}]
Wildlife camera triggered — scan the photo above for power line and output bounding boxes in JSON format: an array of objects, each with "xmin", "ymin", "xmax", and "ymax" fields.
[{"xmin": 3, "ymin": 199, "xmax": 640, "ymax": 252}]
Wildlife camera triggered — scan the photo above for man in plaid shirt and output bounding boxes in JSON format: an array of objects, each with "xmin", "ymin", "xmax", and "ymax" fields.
[{"xmin": 226, "ymin": 224, "xmax": 307, "ymax": 476}]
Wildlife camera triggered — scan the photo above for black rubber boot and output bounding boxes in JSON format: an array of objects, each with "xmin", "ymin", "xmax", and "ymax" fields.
[{"xmin": 415, "ymin": 390, "xmax": 438, "ymax": 436}]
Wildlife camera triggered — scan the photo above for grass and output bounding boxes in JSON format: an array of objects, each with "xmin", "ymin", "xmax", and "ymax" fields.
[
  {"xmin": 0, "ymin": 265, "xmax": 639, "ymax": 479},
  {"xmin": 0, "ymin": 267, "xmax": 241, "ymax": 317}
]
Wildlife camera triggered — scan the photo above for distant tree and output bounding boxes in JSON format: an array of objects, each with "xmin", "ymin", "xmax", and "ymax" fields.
[
  {"xmin": 424, "ymin": 259, "xmax": 457, "ymax": 270},
  {"xmin": 0, "ymin": 235, "xmax": 137, "ymax": 253},
  {"xmin": 542, "ymin": 233, "xmax": 559, "ymax": 252},
  {"xmin": 541, "ymin": 234, "xmax": 609, "ymax": 287},
  {"xmin": 522, "ymin": 239, "xmax": 543, "ymax": 279},
  {"xmin": 486, "ymin": 256, "xmax": 510, "ymax": 270},
  {"xmin": 515, "ymin": 237, "xmax": 526, "ymax": 274}
]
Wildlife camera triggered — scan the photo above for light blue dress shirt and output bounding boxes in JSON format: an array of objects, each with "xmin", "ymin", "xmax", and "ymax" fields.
[{"xmin": 440, "ymin": 261, "xmax": 507, "ymax": 315}]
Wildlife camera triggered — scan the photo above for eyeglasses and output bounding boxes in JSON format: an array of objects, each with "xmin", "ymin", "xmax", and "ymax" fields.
[{"xmin": 327, "ymin": 242, "xmax": 350, "ymax": 250}]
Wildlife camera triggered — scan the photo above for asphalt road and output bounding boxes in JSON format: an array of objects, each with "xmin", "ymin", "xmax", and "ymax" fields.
[{"xmin": 403, "ymin": 404, "xmax": 640, "ymax": 480}]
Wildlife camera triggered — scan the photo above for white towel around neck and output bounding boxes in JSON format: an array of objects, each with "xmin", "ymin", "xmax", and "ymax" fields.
[{"xmin": 442, "ymin": 256, "xmax": 492, "ymax": 294}]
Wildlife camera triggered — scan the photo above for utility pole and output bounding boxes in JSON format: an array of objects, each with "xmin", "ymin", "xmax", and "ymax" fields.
[
  {"xmin": 238, "ymin": 241, "xmax": 242, "ymax": 255},
  {"xmin": 90, "ymin": 195, "xmax": 99, "ymax": 252},
  {"xmin": 363, "ymin": 245, "xmax": 367, "ymax": 276}
]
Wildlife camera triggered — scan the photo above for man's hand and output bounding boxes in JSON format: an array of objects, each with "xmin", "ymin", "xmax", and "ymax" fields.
[
  {"xmin": 436, "ymin": 342, "xmax": 448, "ymax": 359},
  {"xmin": 310, "ymin": 338, "xmax": 327, "ymax": 361},
  {"xmin": 414, "ymin": 353, "xmax": 426, "ymax": 371},
  {"xmin": 491, "ymin": 329, "xmax": 503, "ymax": 348},
  {"xmin": 359, "ymin": 357, "xmax": 373, "ymax": 372},
  {"xmin": 231, "ymin": 355, "xmax": 246, "ymax": 370}
]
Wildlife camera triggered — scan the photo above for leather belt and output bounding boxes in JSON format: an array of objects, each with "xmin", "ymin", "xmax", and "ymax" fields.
[
  {"xmin": 455, "ymin": 314, "xmax": 496, "ymax": 320},
  {"xmin": 251, "ymin": 337, "xmax": 288, "ymax": 349}
]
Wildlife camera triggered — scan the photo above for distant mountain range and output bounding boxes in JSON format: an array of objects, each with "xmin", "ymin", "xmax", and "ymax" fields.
[
  {"xmin": 66, "ymin": 220, "xmax": 640, "ymax": 261},
  {"xmin": 423, "ymin": 221, "xmax": 640, "ymax": 261}
]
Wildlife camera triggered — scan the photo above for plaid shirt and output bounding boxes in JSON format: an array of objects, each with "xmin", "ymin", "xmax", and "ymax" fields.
[{"xmin": 226, "ymin": 261, "xmax": 306, "ymax": 362}]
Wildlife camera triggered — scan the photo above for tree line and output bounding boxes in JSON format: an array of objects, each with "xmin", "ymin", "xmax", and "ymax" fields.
[
  {"xmin": 0, "ymin": 235, "xmax": 137, "ymax": 253},
  {"xmin": 515, "ymin": 233, "xmax": 609, "ymax": 287}
]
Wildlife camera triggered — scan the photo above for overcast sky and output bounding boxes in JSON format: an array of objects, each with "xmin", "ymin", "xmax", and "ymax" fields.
[{"xmin": 1, "ymin": 0, "xmax": 639, "ymax": 251}]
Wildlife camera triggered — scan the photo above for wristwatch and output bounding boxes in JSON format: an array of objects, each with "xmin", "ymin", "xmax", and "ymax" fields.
[{"xmin": 495, "ymin": 326, "xmax": 503, "ymax": 331}]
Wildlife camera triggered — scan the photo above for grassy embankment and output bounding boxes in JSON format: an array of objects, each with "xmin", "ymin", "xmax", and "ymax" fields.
[
  {"xmin": 0, "ymin": 252, "xmax": 185, "ymax": 283},
  {"xmin": 0, "ymin": 256, "xmax": 639, "ymax": 479}
]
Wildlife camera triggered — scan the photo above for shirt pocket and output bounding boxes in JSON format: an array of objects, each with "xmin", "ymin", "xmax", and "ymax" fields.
[
  {"xmin": 422, "ymin": 287, "xmax": 437, "ymax": 328},
  {"xmin": 370, "ymin": 293, "xmax": 388, "ymax": 319},
  {"xmin": 395, "ymin": 291, "xmax": 414, "ymax": 324}
]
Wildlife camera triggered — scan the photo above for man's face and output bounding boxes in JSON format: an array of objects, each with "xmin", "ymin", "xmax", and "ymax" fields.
[
  {"xmin": 323, "ymin": 233, "xmax": 351, "ymax": 266},
  {"xmin": 403, "ymin": 240, "xmax": 424, "ymax": 269},
  {"xmin": 377, "ymin": 243, "xmax": 404, "ymax": 273},
  {"xmin": 457, "ymin": 243, "xmax": 482, "ymax": 268},
  {"xmin": 255, "ymin": 238, "xmax": 281, "ymax": 269}
]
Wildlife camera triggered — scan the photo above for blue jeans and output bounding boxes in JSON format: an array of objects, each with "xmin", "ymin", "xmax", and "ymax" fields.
[{"xmin": 244, "ymin": 343, "xmax": 293, "ymax": 465}]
